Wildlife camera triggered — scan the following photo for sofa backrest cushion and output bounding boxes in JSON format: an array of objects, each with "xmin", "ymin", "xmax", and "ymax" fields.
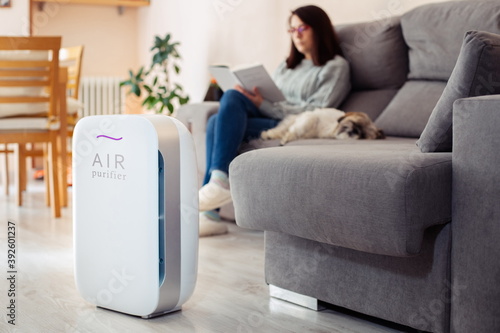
[
  {"xmin": 402, "ymin": 1, "xmax": 500, "ymax": 81},
  {"xmin": 374, "ymin": 1, "xmax": 500, "ymax": 138},
  {"xmin": 340, "ymin": 89, "xmax": 399, "ymax": 121},
  {"xmin": 337, "ymin": 17, "xmax": 408, "ymax": 91},
  {"xmin": 374, "ymin": 81, "xmax": 447, "ymax": 138},
  {"xmin": 416, "ymin": 30, "xmax": 500, "ymax": 152}
]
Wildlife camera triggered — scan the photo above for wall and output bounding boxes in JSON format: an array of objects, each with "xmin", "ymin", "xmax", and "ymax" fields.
[
  {"xmin": 137, "ymin": 0, "xmax": 464, "ymax": 103},
  {"xmin": 21, "ymin": 0, "xmax": 462, "ymax": 103},
  {"xmin": 0, "ymin": 0, "xmax": 30, "ymax": 36},
  {"xmin": 33, "ymin": 2, "xmax": 139, "ymax": 77}
]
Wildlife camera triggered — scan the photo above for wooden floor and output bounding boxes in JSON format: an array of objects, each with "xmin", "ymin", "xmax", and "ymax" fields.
[{"xmin": 0, "ymin": 180, "xmax": 413, "ymax": 333}]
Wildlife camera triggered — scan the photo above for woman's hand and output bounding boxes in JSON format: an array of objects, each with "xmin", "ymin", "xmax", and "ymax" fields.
[{"xmin": 235, "ymin": 85, "xmax": 263, "ymax": 108}]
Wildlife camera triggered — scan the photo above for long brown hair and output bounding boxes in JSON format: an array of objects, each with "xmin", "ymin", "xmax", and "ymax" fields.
[{"xmin": 286, "ymin": 5, "xmax": 343, "ymax": 69}]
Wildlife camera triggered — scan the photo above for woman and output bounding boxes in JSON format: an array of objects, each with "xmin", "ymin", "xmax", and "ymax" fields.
[{"xmin": 199, "ymin": 5, "xmax": 351, "ymax": 233}]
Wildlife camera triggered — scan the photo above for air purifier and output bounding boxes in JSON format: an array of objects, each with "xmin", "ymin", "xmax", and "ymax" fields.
[{"xmin": 72, "ymin": 114, "xmax": 198, "ymax": 318}]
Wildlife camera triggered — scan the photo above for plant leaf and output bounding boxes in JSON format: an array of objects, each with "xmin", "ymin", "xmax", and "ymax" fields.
[
  {"xmin": 132, "ymin": 84, "xmax": 141, "ymax": 97},
  {"xmin": 130, "ymin": 32, "xmax": 189, "ymax": 111},
  {"xmin": 179, "ymin": 96, "xmax": 189, "ymax": 105}
]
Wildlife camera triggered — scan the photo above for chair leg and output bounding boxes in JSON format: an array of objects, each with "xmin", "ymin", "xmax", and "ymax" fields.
[
  {"xmin": 15, "ymin": 144, "xmax": 25, "ymax": 206},
  {"xmin": 1, "ymin": 145, "xmax": 9, "ymax": 196},
  {"xmin": 58, "ymin": 128, "xmax": 68, "ymax": 208},
  {"xmin": 19, "ymin": 144, "xmax": 28, "ymax": 192},
  {"xmin": 47, "ymin": 136, "xmax": 61, "ymax": 218},
  {"xmin": 43, "ymin": 144, "xmax": 51, "ymax": 207}
]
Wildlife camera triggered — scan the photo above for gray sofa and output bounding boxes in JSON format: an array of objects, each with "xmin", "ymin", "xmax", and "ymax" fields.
[{"xmin": 177, "ymin": 1, "xmax": 500, "ymax": 332}]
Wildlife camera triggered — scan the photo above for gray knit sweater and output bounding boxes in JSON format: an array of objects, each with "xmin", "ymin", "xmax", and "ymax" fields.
[{"xmin": 259, "ymin": 56, "xmax": 351, "ymax": 120}]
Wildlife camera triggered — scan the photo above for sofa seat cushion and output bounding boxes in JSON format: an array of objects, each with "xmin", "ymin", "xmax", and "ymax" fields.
[
  {"xmin": 286, "ymin": 136, "xmax": 417, "ymax": 147},
  {"xmin": 240, "ymin": 131, "xmax": 419, "ymax": 153},
  {"xmin": 230, "ymin": 140, "xmax": 451, "ymax": 257}
]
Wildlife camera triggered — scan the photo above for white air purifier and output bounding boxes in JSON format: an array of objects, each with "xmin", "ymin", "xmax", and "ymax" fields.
[{"xmin": 72, "ymin": 114, "xmax": 198, "ymax": 318}]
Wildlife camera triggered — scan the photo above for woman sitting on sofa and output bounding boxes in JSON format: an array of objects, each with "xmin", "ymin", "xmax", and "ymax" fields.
[{"xmin": 199, "ymin": 5, "xmax": 351, "ymax": 232}]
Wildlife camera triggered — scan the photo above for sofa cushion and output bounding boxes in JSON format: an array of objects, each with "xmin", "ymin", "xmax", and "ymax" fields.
[
  {"xmin": 230, "ymin": 140, "xmax": 452, "ymax": 257},
  {"xmin": 402, "ymin": 1, "xmax": 500, "ymax": 81},
  {"xmin": 374, "ymin": 81, "xmax": 447, "ymax": 137},
  {"xmin": 417, "ymin": 31, "xmax": 500, "ymax": 152},
  {"xmin": 339, "ymin": 89, "xmax": 399, "ymax": 121},
  {"xmin": 337, "ymin": 17, "xmax": 408, "ymax": 91}
]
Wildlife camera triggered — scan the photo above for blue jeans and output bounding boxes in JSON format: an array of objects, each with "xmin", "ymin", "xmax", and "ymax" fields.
[{"xmin": 204, "ymin": 89, "xmax": 278, "ymax": 185}]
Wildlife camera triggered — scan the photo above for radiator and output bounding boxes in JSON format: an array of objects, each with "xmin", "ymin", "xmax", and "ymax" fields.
[{"xmin": 78, "ymin": 77, "xmax": 125, "ymax": 117}]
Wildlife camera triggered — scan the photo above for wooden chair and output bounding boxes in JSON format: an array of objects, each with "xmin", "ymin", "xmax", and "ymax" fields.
[
  {"xmin": 8, "ymin": 45, "xmax": 83, "ymax": 203},
  {"xmin": 0, "ymin": 36, "xmax": 66, "ymax": 218},
  {"xmin": 27, "ymin": 45, "xmax": 84, "ymax": 181},
  {"xmin": 59, "ymin": 45, "xmax": 84, "ymax": 131}
]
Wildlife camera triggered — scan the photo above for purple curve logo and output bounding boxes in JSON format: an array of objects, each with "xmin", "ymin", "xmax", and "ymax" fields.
[{"xmin": 96, "ymin": 135, "xmax": 123, "ymax": 141}]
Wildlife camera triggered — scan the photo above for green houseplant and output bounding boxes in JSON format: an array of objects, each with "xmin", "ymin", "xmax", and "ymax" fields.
[{"xmin": 120, "ymin": 33, "xmax": 189, "ymax": 114}]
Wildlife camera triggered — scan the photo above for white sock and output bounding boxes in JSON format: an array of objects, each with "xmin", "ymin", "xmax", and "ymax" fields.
[{"xmin": 210, "ymin": 170, "xmax": 229, "ymax": 190}]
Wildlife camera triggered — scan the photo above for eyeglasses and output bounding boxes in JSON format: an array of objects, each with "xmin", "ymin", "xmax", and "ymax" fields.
[{"xmin": 288, "ymin": 24, "xmax": 310, "ymax": 35}]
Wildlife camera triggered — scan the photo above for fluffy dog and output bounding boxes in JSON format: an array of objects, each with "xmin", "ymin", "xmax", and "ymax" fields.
[{"xmin": 261, "ymin": 108, "xmax": 385, "ymax": 145}]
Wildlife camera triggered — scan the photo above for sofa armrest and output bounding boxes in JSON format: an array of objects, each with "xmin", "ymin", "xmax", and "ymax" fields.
[
  {"xmin": 451, "ymin": 94, "xmax": 500, "ymax": 332},
  {"xmin": 176, "ymin": 102, "xmax": 219, "ymax": 186},
  {"xmin": 176, "ymin": 101, "xmax": 220, "ymax": 132}
]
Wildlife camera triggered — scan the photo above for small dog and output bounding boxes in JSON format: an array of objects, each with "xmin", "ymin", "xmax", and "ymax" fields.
[{"xmin": 261, "ymin": 108, "xmax": 385, "ymax": 145}]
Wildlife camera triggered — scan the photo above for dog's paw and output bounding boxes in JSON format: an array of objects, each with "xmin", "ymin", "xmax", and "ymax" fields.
[
  {"xmin": 260, "ymin": 131, "xmax": 270, "ymax": 140},
  {"xmin": 376, "ymin": 129, "xmax": 386, "ymax": 139}
]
